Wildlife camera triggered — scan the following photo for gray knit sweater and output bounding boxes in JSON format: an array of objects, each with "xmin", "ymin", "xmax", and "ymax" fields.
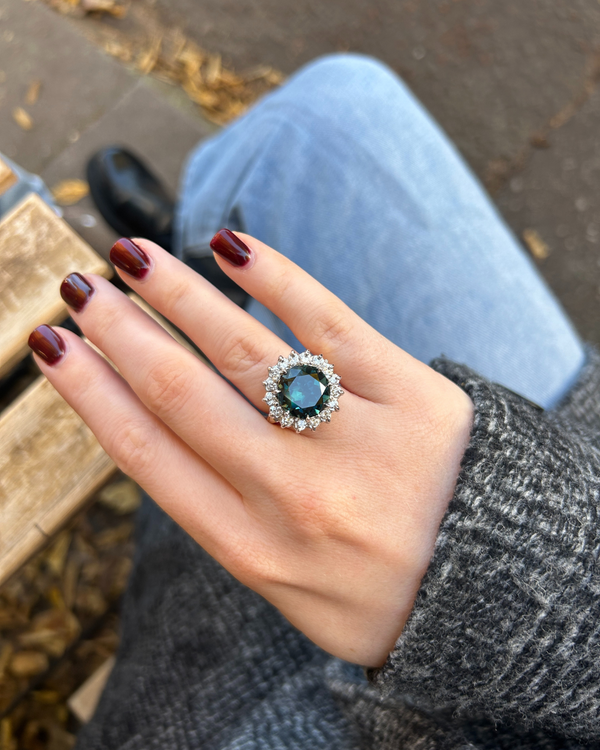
[{"xmin": 76, "ymin": 354, "xmax": 600, "ymax": 750}]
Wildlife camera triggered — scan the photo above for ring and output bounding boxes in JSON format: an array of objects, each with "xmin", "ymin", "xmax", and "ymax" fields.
[{"xmin": 263, "ymin": 350, "xmax": 344, "ymax": 433}]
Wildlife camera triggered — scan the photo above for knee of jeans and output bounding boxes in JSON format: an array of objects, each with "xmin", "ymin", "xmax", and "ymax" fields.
[{"xmin": 275, "ymin": 53, "xmax": 416, "ymax": 134}]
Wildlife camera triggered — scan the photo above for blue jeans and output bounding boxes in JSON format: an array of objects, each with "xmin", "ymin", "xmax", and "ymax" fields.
[{"xmin": 175, "ymin": 54, "xmax": 584, "ymax": 410}]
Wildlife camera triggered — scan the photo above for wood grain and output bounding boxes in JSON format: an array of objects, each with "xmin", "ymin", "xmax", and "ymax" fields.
[
  {"xmin": 0, "ymin": 157, "xmax": 17, "ymax": 196},
  {"xmin": 0, "ymin": 377, "xmax": 116, "ymax": 586},
  {"xmin": 0, "ymin": 193, "xmax": 111, "ymax": 377}
]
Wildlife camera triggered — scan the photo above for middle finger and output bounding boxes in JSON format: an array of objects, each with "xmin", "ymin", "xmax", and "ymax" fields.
[
  {"xmin": 108, "ymin": 238, "xmax": 301, "ymax": 409},
  {"xmin": 62, "ymin": 273, "xmax": 277, "ymax": 486}
]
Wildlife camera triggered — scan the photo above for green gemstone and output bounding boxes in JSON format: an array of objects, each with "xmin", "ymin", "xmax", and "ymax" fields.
[{"xmin": 277, "ymin": 366, "xmax": 330, "ymax": 418}]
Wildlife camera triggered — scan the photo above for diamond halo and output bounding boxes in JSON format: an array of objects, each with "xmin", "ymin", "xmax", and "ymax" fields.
[{"xmin": 262, "ymin": 349, "xmax": 345, "ymax": 433}]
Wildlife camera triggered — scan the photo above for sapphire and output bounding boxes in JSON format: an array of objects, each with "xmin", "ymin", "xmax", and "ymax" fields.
[{"xmin": 277, "ymin": 366, "xmax": 330, "ymax": 418}]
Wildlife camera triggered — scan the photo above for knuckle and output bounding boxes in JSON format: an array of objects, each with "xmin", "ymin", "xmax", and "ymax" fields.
[
  {"xmin": 158, "ymin": 276, "xmax": 194, "ymax": 321},
  {"xmin": 143, "ymin": 357, "xmax": 196, "ymax": 420},
  {"xmin": 263, "ymin": 262, "xmax": 295, "ymax": 307},
  {"xmin": 110, "ymin": 419, "xmax": 159, "ymax": 479},
  {"xmin": 311, "ymin": 305, "xmax": 354, "ymax": 350},
  {"xmin": 218, "ymin": 329, "xmax": 267, "ymax": 381}
]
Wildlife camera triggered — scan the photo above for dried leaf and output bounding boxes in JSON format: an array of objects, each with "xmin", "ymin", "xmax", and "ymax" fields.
[
  {"xmin": 18, "ymin": 609, "xmax": 81, "ymax": 658},
  {"xmin": 205, "ymin": 54, "xmax": 222, "ymax": 85},
  {"xmin": 48, "ymin": 587, "xmax": 66, "ymax": 611},
  {"xmin": 0, "ymin": 642, "xmax": 13, "ymax": 677},
  {"xmin": 9, "ymin": 651, "xmax": 49, "ymax": 678},
  {"xmin": 81, "ymin": 0, "xmax": 126, "ymax": 16},
  {"xmin": 74, "ymin": 586, "xmax": 107, "ymax": 617},
  {"xmin": 31, "ymin": 689, "xmax": 60, "ymax": 704},
  {"xmin": 105, "ymin": 557, "xmax": 133, "ymax": 598},
  {"xmin": 182, "ymin": 80, "xmax": 220, "ymax": 108},
  {"xmin": 25, "ymin": 79, "xmax": 41, "ymax": 105},
  {"xmin": 45, "ymin": 531, "xmax": 71, "ymax": 577},
  {"xmin": 51, "ymin": 179, "xmax": 89, "ymax": 206},
  {"xmin": 102, "ymin": 39, "xmax": 133, "ymax": 62},
  {"xmin": 523, "ymin": 228, "xmax": 550, "ymax": 260},
  {"xmin": 136, "ymin": 36, "xmax": 162, "ymax": 75},
  {"xmin": 93, "ymin": 522, "xmax": 134, "ymax": 549},
  {"xmin": 0, "ymin": 719, "xmax": 16, "ymax": 750},
  {"xmin": 62, "ymin": 559, "xmax": 79, "ymax": 610},
  {"xmin": 178, "ymin": 44, "xmax": 205, "ymax": 79},
  {"xmin": 13, "ymin": 107, "xmax": 33, "ymax": 130},
  {"xmin": 97, "ymin": 480, "xmax": 141, "ymax": 515}
]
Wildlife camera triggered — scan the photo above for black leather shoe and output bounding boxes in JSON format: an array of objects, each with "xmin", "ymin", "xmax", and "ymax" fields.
[
  {"xmin": 87, "ymin": 146, "xmax": 175, "ymax": 251},
  {"xmin": 87, "ymin": 146, "xmax": 248, "ymax": 307}
]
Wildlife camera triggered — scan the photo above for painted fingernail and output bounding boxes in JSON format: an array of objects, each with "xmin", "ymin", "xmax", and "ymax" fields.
[
  {"xmin": 110, "ymin": 238, "xmax": 151, "ymax": 279},
  {"xmin": 210, "ymin": 229, "xmax": 252, "ymax": 268},
  {"xmin": 60, "ymin": 272, "xmax": 95, "ymax": 312},
  {"xmin": 28, "ymin": 325, "xmax": 66, "ymax": 365}
]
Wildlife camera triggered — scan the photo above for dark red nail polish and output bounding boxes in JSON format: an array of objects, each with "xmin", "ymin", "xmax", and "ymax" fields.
[
  {"xmin": 110, "ymin": 238, "xmax": 151, "ymax": 279},
  {"xmin": 28, "ymin": 325, "xmax": 66, "ymax": 365},
  {"xmin": 60, "ymin": 272, "xmax": 95, "ymax": 312},
  {"xmin": 210, "ymin": 229, "xmax": 252, "ymax": 267}
]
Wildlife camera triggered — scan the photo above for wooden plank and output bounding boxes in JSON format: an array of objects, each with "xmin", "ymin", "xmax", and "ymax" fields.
[
  {"xmin": 0, "ymin": 296, "xmax": 207, "ymax": 586},
  {"xmin": 0, "ymin": 193, "xmax": 111, "ymax": 377},
  {"xmin": 0, "ymin": 377, "xmax": 117, "ymax": 585},
  {"xmin": 67, "ymin": 656, "xmax": 115, "ymax": 723},
  {"xmin": 0, "ymin": 158, "xmax": 17, "ymax": 196}
]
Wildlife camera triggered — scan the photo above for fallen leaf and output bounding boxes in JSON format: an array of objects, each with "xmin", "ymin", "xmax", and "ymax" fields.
[
  {"xmin": 9, "ymin": 651, "xmax": 49, "ymax": 678},
  {"xmin": 97, "ymin": 480, "xmax": 141, "ymax": 515},
  {"xmin": 62, "ymin": 559, "xmax": 79, "ymax": 610},
  {"xmin": 25, "ymin": 79, "xmax": 41, "ymax": 105},
  {"xmin": 93, "ymin": 522, "xmax": 134, "ymax": 549},
  {"xmin": 205, "ymin": 54, "xmax": 222, "ymax": 85},
  {"xmin": 74, "ymin": 586, "xmax": 107, "ymax": 616},
  {"xmin": 45, "ymin": 531, "xmax": 71, "ymax": 577},
  {"xmin": 51, "ymin": 179, "xmax": 89, "ymax": 205},
  {"xmin": 81, "ymin": 0, "xmax": 126, "ymax": 15},
  {"xmin": 136, "ymin": 35, "xmax": 162, "ymax": 75},
  {"xmin": 0, "ymin": 642, "xmax": 13, "ymax": 677},
  {"xmin": 18, "ymin": 609, "xmax": 81, "ymax": 658},
  {"xmin": 523, "ymin": 228, "xmax": 550, "ymax": 260},
  {"xmin": 0, "ymin": 719, "xmax": 15, "ymax": 750},
  {"xmin": 13, "ymin": 107, "xmax": 33, "ymax": 130},
  {"xmin": 102, "ymin": 39, "xmax": 133, "ymax": 62}
]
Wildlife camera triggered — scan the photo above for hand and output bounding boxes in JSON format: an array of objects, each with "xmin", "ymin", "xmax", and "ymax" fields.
[{"xmin": 30, "ymin": 232, "xmax": 473, "ymax": 667}]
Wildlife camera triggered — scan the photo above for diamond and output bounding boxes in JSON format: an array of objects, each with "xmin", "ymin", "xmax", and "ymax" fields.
[
  {"xmin": 277, "ymin": 365, "xmax": 330, "ymax": 418},
  {"xmin": 295, "ymin": 419, "xmax": 307, "ymax": 432},
  {"xmin": 306, "ymin": 416, "xmax": 320, "ymax": 431},
  {"xmin": 280, "ymin": 413, "xmax": 294, "ymax": 428},
  {"xmin": 269, "ymin": 405, "xmax": 283, "ymax": 421}
]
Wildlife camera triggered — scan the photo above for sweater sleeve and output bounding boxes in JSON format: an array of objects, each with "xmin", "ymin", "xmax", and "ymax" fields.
[{"xmin": 368, "ymin": 351, "xmax": 600, "ymax": 742}]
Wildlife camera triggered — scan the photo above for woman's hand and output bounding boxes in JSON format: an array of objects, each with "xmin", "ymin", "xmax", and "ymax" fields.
[{"xmin": 30, "ymin": 231, "xmax": 473, "ymax": 667}]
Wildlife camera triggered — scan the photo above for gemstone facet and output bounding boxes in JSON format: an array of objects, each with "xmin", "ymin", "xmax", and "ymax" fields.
[{"xmin": 277, "ymin": 365, "xmax": 330, "ymax": 418}]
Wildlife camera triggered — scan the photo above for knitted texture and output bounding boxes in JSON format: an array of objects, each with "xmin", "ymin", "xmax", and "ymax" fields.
[
  {"xmin": 369, "ymin": 355, "xmax": 600, "ymax": 746},
  {"xmin": 76, "ymin": 356, "xmax": 600, "ymax": 750}
]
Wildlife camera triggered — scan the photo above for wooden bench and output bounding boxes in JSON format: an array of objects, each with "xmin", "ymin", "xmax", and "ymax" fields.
[
  {"xmin": 0, "ymin": 191, "xmax": 115, "ymax": 585},
  {"xmin": 0, "ymin": 184, "xmax": 204, "ymax": 587}
]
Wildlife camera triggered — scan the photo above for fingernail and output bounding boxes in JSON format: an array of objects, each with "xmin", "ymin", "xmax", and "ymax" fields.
[
  {"xmin": 110, "ymin": 238, "xmax": 151, "ymax": 279},
  {"xmin": 28, "ymin": 325, "xmax": 66, "ymax": 365},
  {"xmin": 60, "ymin": 272, "xmax": 95, "ymax": 312},
  {"xmin": 210, "ymin": 229, "xmax": 252, "ymax": 268}
]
